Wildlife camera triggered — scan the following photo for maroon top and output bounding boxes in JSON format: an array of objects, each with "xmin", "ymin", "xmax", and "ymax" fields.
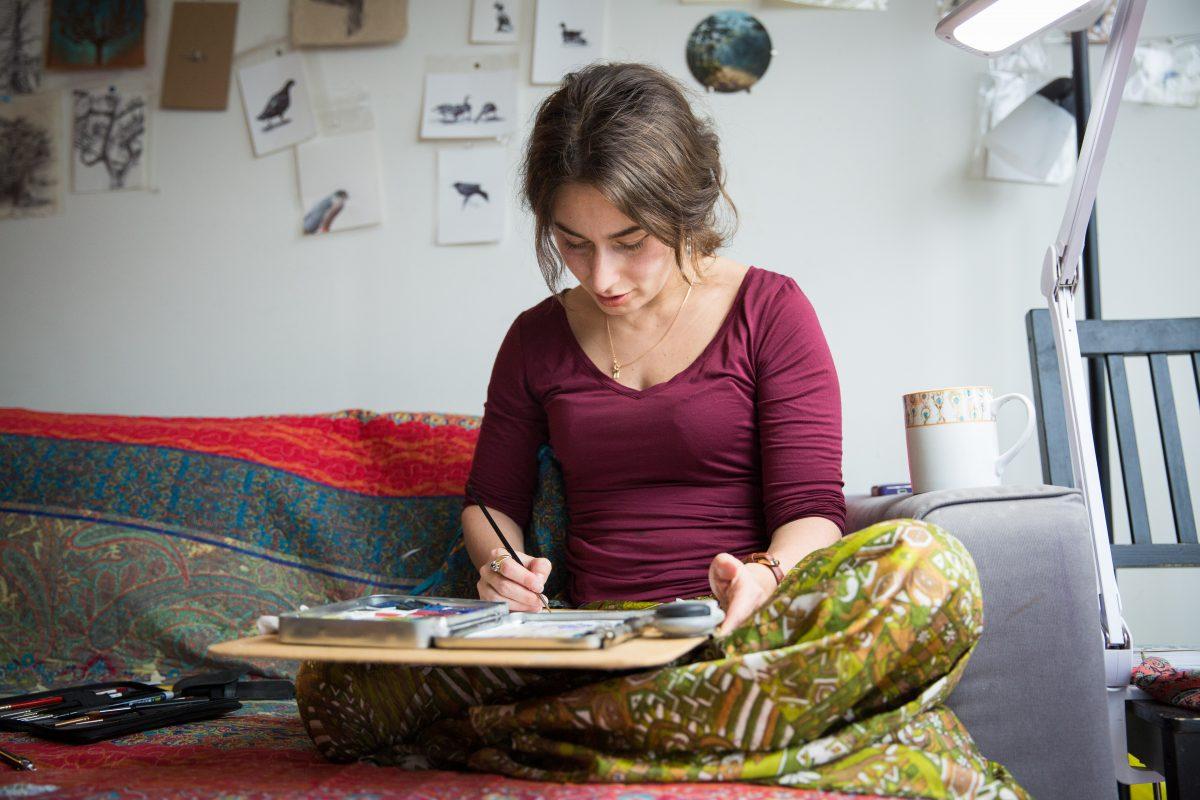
[{"xmin": 464, "ymin": 265, "xmax": 845, "ymax": 605}]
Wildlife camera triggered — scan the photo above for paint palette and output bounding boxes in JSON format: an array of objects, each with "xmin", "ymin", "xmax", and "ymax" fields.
[
  {"xmin": 277, "ymin": 595, "xmax": 658, "ymax": 650},
  {"xmin": 279, "ymin": 595, "xmax": 508, "ymax": 648}
]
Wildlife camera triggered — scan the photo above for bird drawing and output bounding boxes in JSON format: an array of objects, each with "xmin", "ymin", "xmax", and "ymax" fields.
[
  {"xmin": 303, "ymin": 190, "xmax": 349, "ymax": 234},
  {"xmin": 310, "ymin": 0, "xmax": 365, "ymax": 37},
  {"xmin": 257, "ymin": 79, "xmax": 296, "ymax": 131},
  {"xmin": 474, "ymin": 102, "xmax": 500, "ymax": 123},
  {"xmin": 453, "ymin": 182, "xmax": 488, "ymax": 208},
  {"xmin": 433, "ymin": 96, "xmax": 472, "ymax": 124},
  {"xmin": 493, "ymin": 2, "xmax": 512, "ymax": 33},
  {"xmin": 559, "ymin": 22, "xmax": 587, "ymax": 46}
]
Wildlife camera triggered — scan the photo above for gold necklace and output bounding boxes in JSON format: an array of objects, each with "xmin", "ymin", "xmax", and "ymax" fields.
[{"xmin": 604, "ymin": 281, "xmax": 693, "ymax": 380}]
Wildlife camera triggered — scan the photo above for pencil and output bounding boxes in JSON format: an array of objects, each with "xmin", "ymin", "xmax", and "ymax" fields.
[
  {"xmin": 0, "ymin": 695, "xmax": 63, "ymax": 713},
  {"xmin": 465, "ymin": 483, "xmax": 550, "ymax": 611}
]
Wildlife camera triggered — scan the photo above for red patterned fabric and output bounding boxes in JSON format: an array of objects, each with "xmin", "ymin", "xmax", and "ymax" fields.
[
  {"xmin": 0, "ymin": 705, "xmax": 898, "ymax": 799},
  {"xmin": 1132, "ymin": 656, "xmax": 1200, "ymax": 710},
  {"xmin": 0, "ymin": 406, "xmax": 900, "ymax": 799},
  {"xmin": 0, "ymin": 408, "xmax": 479, "ymax": 497}
]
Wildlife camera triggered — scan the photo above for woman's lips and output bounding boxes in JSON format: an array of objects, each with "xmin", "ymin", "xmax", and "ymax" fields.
[{"xmin": 598, "ymin": 292, "xmax": 630, "ymax": 307}]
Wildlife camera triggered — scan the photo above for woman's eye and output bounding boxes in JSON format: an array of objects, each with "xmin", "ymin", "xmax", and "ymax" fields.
[
  {"xmin": 564, "ymin": 240, "xmax": 591, "ymax": 251},
  {"xmin": 618, "ymin": 238, "xmax": 647, "ymax": 252}
]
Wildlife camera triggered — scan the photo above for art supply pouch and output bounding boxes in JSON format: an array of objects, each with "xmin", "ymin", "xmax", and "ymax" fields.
[{"xmin": 0, "ymin": 672, "xmax": 291, "ymax": 744}]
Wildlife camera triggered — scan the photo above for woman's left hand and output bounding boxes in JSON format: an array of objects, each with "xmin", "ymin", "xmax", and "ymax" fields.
[{"xmin": 707, "ymin": 553, "xmax": 778, "ymax": 635}]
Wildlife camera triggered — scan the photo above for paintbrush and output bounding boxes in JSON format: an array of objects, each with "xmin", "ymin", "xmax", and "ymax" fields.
[{"xmin": 465, "ymin": 483, "xmax": 550, "ymax": 611}]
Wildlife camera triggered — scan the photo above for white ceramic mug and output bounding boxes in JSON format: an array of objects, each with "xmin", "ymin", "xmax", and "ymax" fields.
[{"xmin": 903, "ymin": 385, "xmax": 1036, "ymax": 494}]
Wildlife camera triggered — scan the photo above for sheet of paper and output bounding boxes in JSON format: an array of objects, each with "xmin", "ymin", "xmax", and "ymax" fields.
[
  {"xmin": 436, "ymin": 146, "xmax": 507, "ymax": 245},
  {"xmin": 297, "ymin": 129, "xmax": 384, "ymax": 235},
  {"xmin": 161, "ymin": 1, "xmax": 239, "ymax": 111},
  {"xmin": 237, "ymin": 50, "xmax": 317, "ymax": 157}
]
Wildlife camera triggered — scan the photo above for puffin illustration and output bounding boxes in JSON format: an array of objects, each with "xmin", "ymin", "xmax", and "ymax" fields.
[
  {"xmin": 453, "ymin": 182, "xmax": 489, "ymax": 208},
  {"xmin": 303, "ymin": 190, "xmax": 349, "ymax": 234},
  {"xmin": 257, "ymin": 79, "xmax": 296, "ymax": 131}
]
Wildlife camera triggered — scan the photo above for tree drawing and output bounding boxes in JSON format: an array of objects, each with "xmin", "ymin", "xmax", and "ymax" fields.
[
  {"xmin": 0, "ymin": 0, "xmax": 42, "ymax": 94},
  {"xmin": 73, "ymin": 88, "xmax": 145, "ymax": 190},
  {"xmin": 52, "ymin": 0, "xmax": 142, "ymax": 67},
  {"xmin": 0, "ymin": 114, "xmax": 54, "ymax": 210}
]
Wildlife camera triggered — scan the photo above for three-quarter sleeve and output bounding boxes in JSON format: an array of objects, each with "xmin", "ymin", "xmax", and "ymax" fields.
[
  {"xmin": 462, "ymin": 313, "xmax": 549, "ymax": 531},
  {"xmin": 754, "ymin": 277, "xmax": 847, "ymax": 535}
]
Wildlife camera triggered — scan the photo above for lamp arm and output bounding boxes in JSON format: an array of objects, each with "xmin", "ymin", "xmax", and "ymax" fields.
[
  {"xmin": 1041, "ymin": 1, "xmax": 1165, "ymax": 786},
  {"xmin": 1041, "ymin": 0, "xmax": 1147, "ymax": 650},
  {"xmin": 1052, "ymin": 0, "xmax": 1149, "ymax": 283}
]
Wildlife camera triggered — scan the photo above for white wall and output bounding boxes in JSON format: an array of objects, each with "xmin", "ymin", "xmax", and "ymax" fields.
[{"xmin": 2, "ymin": 0, "xmax": 1198, "ymax": 642}]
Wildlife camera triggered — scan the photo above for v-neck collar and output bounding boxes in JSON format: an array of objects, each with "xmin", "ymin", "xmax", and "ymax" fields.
[{"xmin": 554, "ymin": 265, "xmax": 758, "ymax": 399}]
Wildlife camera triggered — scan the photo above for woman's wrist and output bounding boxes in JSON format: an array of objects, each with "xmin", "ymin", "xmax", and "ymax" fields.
[{"xmin": 743, "ymin": 561, "xmax": 780, "ymax": 592}]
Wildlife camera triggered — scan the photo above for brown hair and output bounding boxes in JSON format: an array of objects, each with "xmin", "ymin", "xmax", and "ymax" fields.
[{"xmin": 521, "ymin": 62, "xmax": 738, "ymax": 293}]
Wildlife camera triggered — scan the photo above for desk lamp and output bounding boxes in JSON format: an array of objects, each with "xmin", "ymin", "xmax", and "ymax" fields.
[{"xmin": 936, "ymin": 0, "xmax": 1156, "ymax": 788}]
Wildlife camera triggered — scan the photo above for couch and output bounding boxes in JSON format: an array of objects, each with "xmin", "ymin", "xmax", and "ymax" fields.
[{"xmin": 0, "ymin": 408, "xmax": 1115, "ymax": 799}]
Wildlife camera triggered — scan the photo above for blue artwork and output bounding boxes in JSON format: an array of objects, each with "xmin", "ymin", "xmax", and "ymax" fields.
[
  {"xmin": 47, "ymin": 0, "xmax": 146, "ymax": 70},
  {"xmin": 685, "ymin": 10, "xmax": 772, "ymax": 94}
]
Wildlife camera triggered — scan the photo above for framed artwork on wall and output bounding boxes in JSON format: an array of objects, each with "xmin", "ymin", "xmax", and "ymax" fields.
[
  {"xmin": 471, "ymin": 0, "xmax": 517, "ymax": 44},
  {"xmin": 531, "ymin": 0, "xmax": 605, "ymax": 86},
  {"xmin": 437, "ymin": 146, "xmax": 506, "ymax": 245}
]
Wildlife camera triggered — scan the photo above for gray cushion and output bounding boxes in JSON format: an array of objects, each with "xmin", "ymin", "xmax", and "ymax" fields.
[{"xmin": 848, "ymin": 485, "xmax": 1116, "ymax": 800}]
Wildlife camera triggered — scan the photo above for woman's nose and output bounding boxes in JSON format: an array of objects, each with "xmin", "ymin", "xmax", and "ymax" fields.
[{"xmin": 589, "ymin": 248, "xmax": 621, "ymax": 293}]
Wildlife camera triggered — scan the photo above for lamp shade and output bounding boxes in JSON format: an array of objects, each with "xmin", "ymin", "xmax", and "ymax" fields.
[
  {"xmin": 984, "ymin": 92, "xmax": 1077, "ymax": 181},
  {"xmin": 936, "ymin": 0, "xmax": 1110, "ymax": 57}
]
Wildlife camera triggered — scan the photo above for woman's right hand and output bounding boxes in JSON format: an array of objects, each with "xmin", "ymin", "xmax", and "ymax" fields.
[{"xmin": 477, "ymin": 547, "xmax": 552, "ymax": 612}]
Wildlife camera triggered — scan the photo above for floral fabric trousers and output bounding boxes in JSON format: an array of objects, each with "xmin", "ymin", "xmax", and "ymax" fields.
[{"xmin": 295, "ymin": 519, "xmax": 1028, "ymax": 799}]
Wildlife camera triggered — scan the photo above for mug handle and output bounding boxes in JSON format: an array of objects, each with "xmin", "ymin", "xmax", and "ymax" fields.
[{"xmin": 993, "ymin": 393, "xmax": 1037, "ymax": 477}]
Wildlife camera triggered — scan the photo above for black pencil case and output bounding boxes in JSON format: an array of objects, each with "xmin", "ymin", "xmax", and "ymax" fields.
[{"xmin": 0, "ymin": 672, "xmax": 292, "ymax": 744}]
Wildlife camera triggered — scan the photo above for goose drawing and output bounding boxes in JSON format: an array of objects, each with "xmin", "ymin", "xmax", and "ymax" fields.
[
  {"xmin": 474, "ymin": 102, "xmax": 501, "ymax": 123},
  {"xmin": 433, "ymin": 96, "xmax": 472, "ymax": 123},
  {"xmin": 494, "ymin": 2, "xmax": 512, "ymax": 33},
  {"xmin": 453, "ymin": 182, "xmax": 489, "ymax": 208},
  {"xmin": 559, "ymin": 22, "xmax": 587, "ymax": 46}
]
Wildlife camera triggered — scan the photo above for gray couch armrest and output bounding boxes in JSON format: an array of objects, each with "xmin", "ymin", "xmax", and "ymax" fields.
[{"xmin": 848, "ymin": 485, "xmax": 1115, "ymax": 800}]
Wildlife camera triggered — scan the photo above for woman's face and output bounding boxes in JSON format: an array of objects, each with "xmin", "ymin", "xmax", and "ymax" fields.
[{"xmin": 551, "ymin": 182, "xmax": 680, "ymax": 315}]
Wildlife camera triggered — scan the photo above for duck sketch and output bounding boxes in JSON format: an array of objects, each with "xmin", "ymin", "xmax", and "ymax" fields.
[
  {"xmin": 303, "ymin": 190, "xmax": 348, "ymax": 234},
  {"xmin": 433, "ymin": 95, "xmax": 472, "ymax": 123},
  {"xmin": 453, "ymin": 182, "xmax": 489, "ymax": 208},
  {"xmin": 493, "ymin": 2, "xmax": 512, "ymax": 33},
  {"xmin": 310, "ymin": 0, "xmax": 364, "ymax": 37},
  {"xmin": 559, "ymin": 22, "xmax": 587, "ymax": 46},
  {"xmin": 474, "ymin": 102, "xmax": 501, "ymax": 122},
  {"xmin": 257, "ymin": 79, "xmax": 296, "ymax": 131}
]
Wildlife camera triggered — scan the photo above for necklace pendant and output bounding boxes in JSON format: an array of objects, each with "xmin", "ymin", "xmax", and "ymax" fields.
[{"xmin": 611, "ymin": 361, "xmax": 621, "ymax": 379}]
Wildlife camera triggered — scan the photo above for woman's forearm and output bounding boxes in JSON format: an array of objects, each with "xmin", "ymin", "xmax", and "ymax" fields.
[
  {"xmin": 461, "ymin": 505, "xmax": 526, "ymax": 571},
  {"xmin": 766, "ymin": 516, "xmax": 842, "ymax": 573}
]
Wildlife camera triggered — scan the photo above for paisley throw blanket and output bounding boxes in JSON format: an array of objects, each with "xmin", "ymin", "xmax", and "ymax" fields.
[{"xmin": 297, "ymin": 519, "xmax": 1028, "ymax": 800}]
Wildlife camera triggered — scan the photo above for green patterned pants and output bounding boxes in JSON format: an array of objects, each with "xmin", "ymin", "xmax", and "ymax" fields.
[{"xmin": 296, "ymin": 519, "xmax": 1028, "ymax": 799}]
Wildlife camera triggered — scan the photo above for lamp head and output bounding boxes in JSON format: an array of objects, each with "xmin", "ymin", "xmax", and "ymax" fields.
[{"xmin": 936, "ymin": 0, "xmax": 1110, "ymax": 57}]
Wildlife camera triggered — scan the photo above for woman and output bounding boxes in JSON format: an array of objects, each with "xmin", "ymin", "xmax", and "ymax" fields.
[{"xmin": 298, "ymin": 63, "xmax": 1027, "ymax": 799}]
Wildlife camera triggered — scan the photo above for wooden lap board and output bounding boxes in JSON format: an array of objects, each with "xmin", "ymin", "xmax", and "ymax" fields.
[{"xmin": 209, "ymin": 633, "xmax": 709, "ymax": 670}]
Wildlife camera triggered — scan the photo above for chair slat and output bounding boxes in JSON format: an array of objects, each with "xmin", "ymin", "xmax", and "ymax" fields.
[
  {"xmin": 1076, "ymin": 317, "xmax": 1200, "ymax": 355},
  {"xmin": 1105, "ymin": 356, "xmax": 1152, "ymax": 545},
  {"xmin": 1026, "ymin": 310, "xmax": 1075, "ymax": 487},
  {"xmin": 1112, "ymin": 543, "xmax": 1200, "ymax": 568},
  {"xmin": 1193, "ymin": 352, "xmax": 1200, "ymax": 406},
  {"xmin": 1148, "ymin": 354, "xmax": 1198, "ymax": 545}
]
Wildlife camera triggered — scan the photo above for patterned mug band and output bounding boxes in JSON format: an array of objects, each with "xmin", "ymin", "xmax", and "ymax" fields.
[{"xmin": 903, "ymin": 385, "xmax": 993, "ymax": 428}]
